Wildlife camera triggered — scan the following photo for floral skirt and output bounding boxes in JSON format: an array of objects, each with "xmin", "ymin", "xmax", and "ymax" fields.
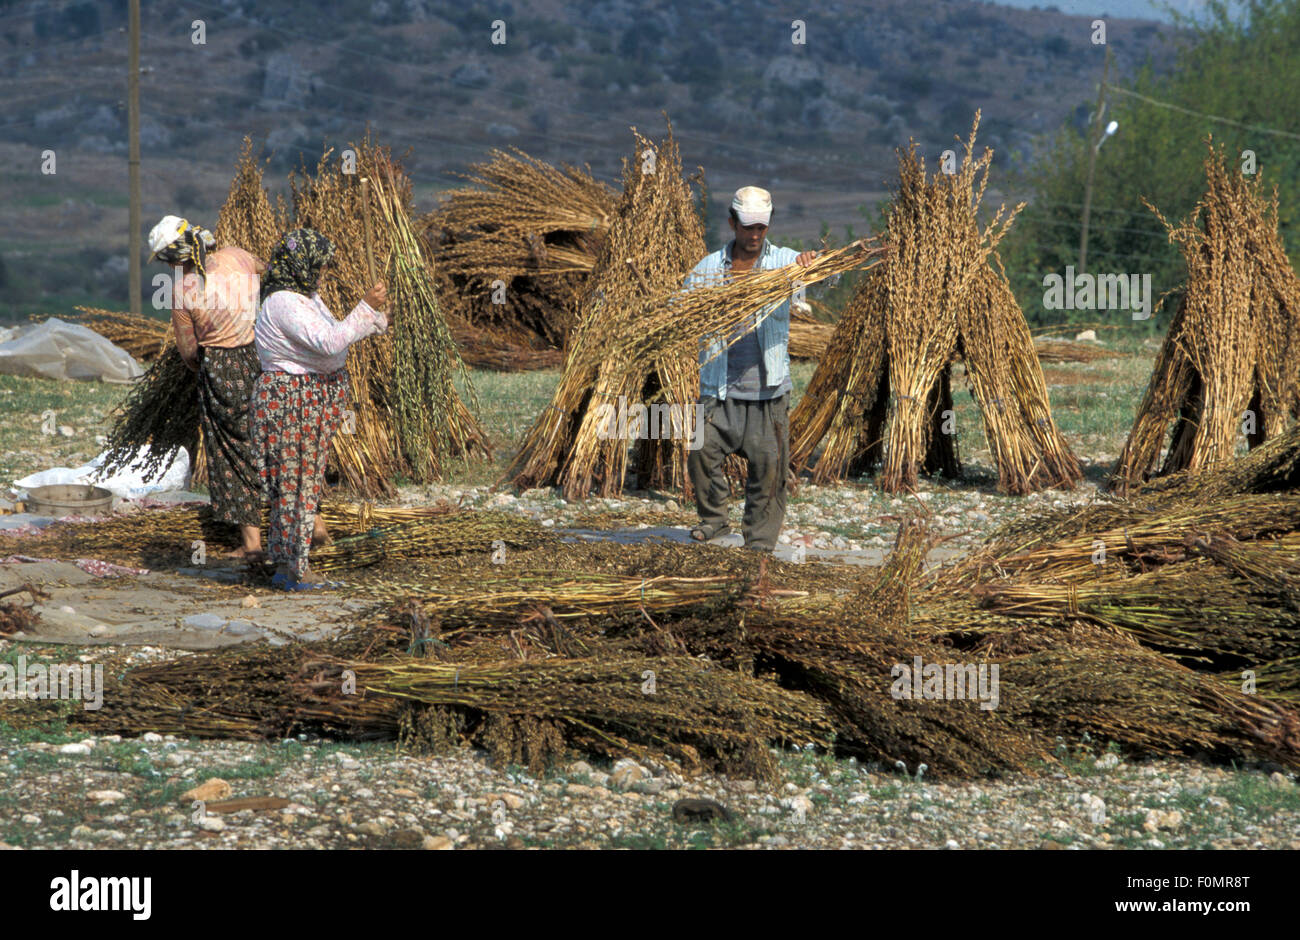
[
  {"xmin": 249, "ymin": 370, "xmax": 349, "ymax": 578},
  {"xmin": 197, "ymin": 344, "xmax": 262, "ymax": 528}
]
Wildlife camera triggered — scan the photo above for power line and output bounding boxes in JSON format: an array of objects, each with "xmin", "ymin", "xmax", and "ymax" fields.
[
  {"xmin": 1109, "ymin": 85, "xmax": 1300, "ymax": 142},
  {"xmin": 1026, "ymin": 200, "xmax": 1164, "ymax": 222},
  {"xmin": 1011, "ymin": 240, "xmax": 1172, "ymax": 264}
]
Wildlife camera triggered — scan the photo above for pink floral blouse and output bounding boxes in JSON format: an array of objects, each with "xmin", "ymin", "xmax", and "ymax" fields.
[{"xmin": 254, "ymin": 290, "xmax": 387, "ymax": 374}]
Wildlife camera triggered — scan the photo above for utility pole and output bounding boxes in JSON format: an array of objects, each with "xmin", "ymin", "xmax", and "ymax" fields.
[
  {"xmin": 128, "ymin": 0, "xmax": 141, "ymax": 315},
  {"xmin": 1078, "ymin": 46, "xmax": 1111, "ymax": 276}
]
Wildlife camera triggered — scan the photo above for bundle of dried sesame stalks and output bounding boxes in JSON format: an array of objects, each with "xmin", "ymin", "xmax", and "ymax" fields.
[
  {"xmin": 790, "ymin": 113, "xmax": 1080, "ymax": 494},
  {"xmin": 1110, "ymin": 138, "xmax": 1300, "ymax": 494},
  {"xmin": 289, "ymin": 136, "xmax": 489, "ymax": 494},
  {"xmin": 423, "ymin": 148, "xmax": 616, "ymax": 349}
]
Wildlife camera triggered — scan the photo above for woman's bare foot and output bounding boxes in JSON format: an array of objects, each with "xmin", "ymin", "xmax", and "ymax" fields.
[{"xmin": 225, "ymin": 525, "xmax": 265, "ymax": 562}]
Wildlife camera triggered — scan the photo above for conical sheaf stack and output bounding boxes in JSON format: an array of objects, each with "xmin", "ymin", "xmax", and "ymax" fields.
[
  {"xmin": 790, "ymin": 114, "xmax": 1080, "ymax": 494},
  {"xmin": 214, "ymin": 136, "xmax": 290, "ymax": 262},
  {"xmin": 289, "ymin": 136, "xmax": 490, "ymax": 495},
  {"xmin": 422, "ymin": 148, "xmax": 617, "ymax": 350},
  {"xmin": 1109, "ymin": 140, "xmax": 1300, "ymax": 495},
  {"xmin": 506, "ymin": 126, "xmax": 707, "ymax": 498}
]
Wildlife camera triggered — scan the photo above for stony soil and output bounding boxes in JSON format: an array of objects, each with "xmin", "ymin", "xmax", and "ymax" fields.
[{"xmin": 4, "ymin": 729, "xmax": 1298, "ymax": 851}]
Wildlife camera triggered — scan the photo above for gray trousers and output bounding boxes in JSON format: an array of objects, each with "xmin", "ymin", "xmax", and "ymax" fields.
[{"xmin": 687, "ymin": 394, "xmax": 789, "ymax": 551}]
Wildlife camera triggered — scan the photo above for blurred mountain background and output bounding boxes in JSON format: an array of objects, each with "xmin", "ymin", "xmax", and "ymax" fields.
[{"xmin": 1, "ymin": 0, "xmax": 1295, "ymax": 326}]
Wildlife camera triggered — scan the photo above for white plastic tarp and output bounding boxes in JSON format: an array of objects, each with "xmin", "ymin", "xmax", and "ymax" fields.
[
  {"xmin": 14, "ymin": 446, "xmax": 190, "ymax": 499},
  {"xmin": 0, "ymin": 317, "xmax": 143, "ymax": 383}
]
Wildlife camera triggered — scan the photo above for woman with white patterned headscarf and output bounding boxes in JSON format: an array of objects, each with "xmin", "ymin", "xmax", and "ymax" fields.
[{"xmin": 148, "ymin": 215, "xmax": 267, "ymax": 565}]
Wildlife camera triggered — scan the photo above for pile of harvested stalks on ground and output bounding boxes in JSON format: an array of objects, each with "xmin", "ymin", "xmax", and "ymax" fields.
[
  {"xmin": 1030, "ymin": 337, "xmax": 1125, "ymax": 364},
  {"xmin": 1110, "ymin": 139, "xmax": 1300, "ymax": 495},
  {"xmin": 0, "ymin": 501, "xmax": 548, "ymax": 572},
  {"xmin": 925, "ymin": 424, "xmax": 1300, "ymax": 721},
  {"xmin": 790, "ymin": 114, "xmax": 1080, "ymax": 495},
  {"xmin": 28, "ymin": 431, "xmax": 1300, "ymax": 779},
  {"xmin": 422, "ymin": 148, "xmax": 616, "ymax": 351},
  {"xmin": 446, "ymin": 315, "xmax": 563, "ymax": 371}
]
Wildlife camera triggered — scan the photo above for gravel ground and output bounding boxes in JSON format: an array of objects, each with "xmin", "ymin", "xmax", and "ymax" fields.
[
  {"xmin": 370, "ymin": 461, "xmax": 1111, "ymax": 560},
  {"xmin": 3, "ymin": 731, "xmax": 1298, "ymax": 850}
]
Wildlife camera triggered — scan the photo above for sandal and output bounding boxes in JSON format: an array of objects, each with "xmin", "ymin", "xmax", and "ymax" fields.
[{"xmin": 690, "ymin": 523, "xmax": 733, "ymax": 542}]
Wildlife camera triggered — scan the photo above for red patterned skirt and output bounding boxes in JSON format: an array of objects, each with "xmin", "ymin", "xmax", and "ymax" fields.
[{"xmin": 249, "ymin": 370, "xmax": 349, "ymax": 579}]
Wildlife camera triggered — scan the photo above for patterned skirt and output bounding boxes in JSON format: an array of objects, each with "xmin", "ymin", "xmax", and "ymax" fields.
[
  {"xmin": 249, "ymin": 370, "xmax": 349, "ymax": 579},
  {"xmin": 197, "ymin": 344, "xmax": 262, "ymax": 528}
]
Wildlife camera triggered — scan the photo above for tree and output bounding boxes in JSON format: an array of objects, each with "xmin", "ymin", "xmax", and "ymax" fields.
[{"xmin": 999, "ymin": 0, "xmax": 1300, "ymax": 326}]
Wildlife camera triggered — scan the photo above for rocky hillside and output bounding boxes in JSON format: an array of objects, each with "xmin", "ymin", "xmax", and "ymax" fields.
[{"xmin": 2, "ymin": 0, "xmax": 1177, "ymax": 311}]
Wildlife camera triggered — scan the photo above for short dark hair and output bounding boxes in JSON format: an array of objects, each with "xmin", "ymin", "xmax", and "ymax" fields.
[{"xmin": 728, "ymin": 207, "xmax": 773, "ymax": 225}]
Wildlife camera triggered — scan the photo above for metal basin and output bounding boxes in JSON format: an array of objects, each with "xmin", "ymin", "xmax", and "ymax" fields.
[{"xmin": 25, "ymin": 484, "xmax": 114, "ymax": 518}]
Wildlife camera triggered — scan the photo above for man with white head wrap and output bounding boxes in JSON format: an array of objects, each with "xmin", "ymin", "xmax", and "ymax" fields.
[{"xmin": 684, "ymin": 187, "xmax": 817, "ymax": 552}]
